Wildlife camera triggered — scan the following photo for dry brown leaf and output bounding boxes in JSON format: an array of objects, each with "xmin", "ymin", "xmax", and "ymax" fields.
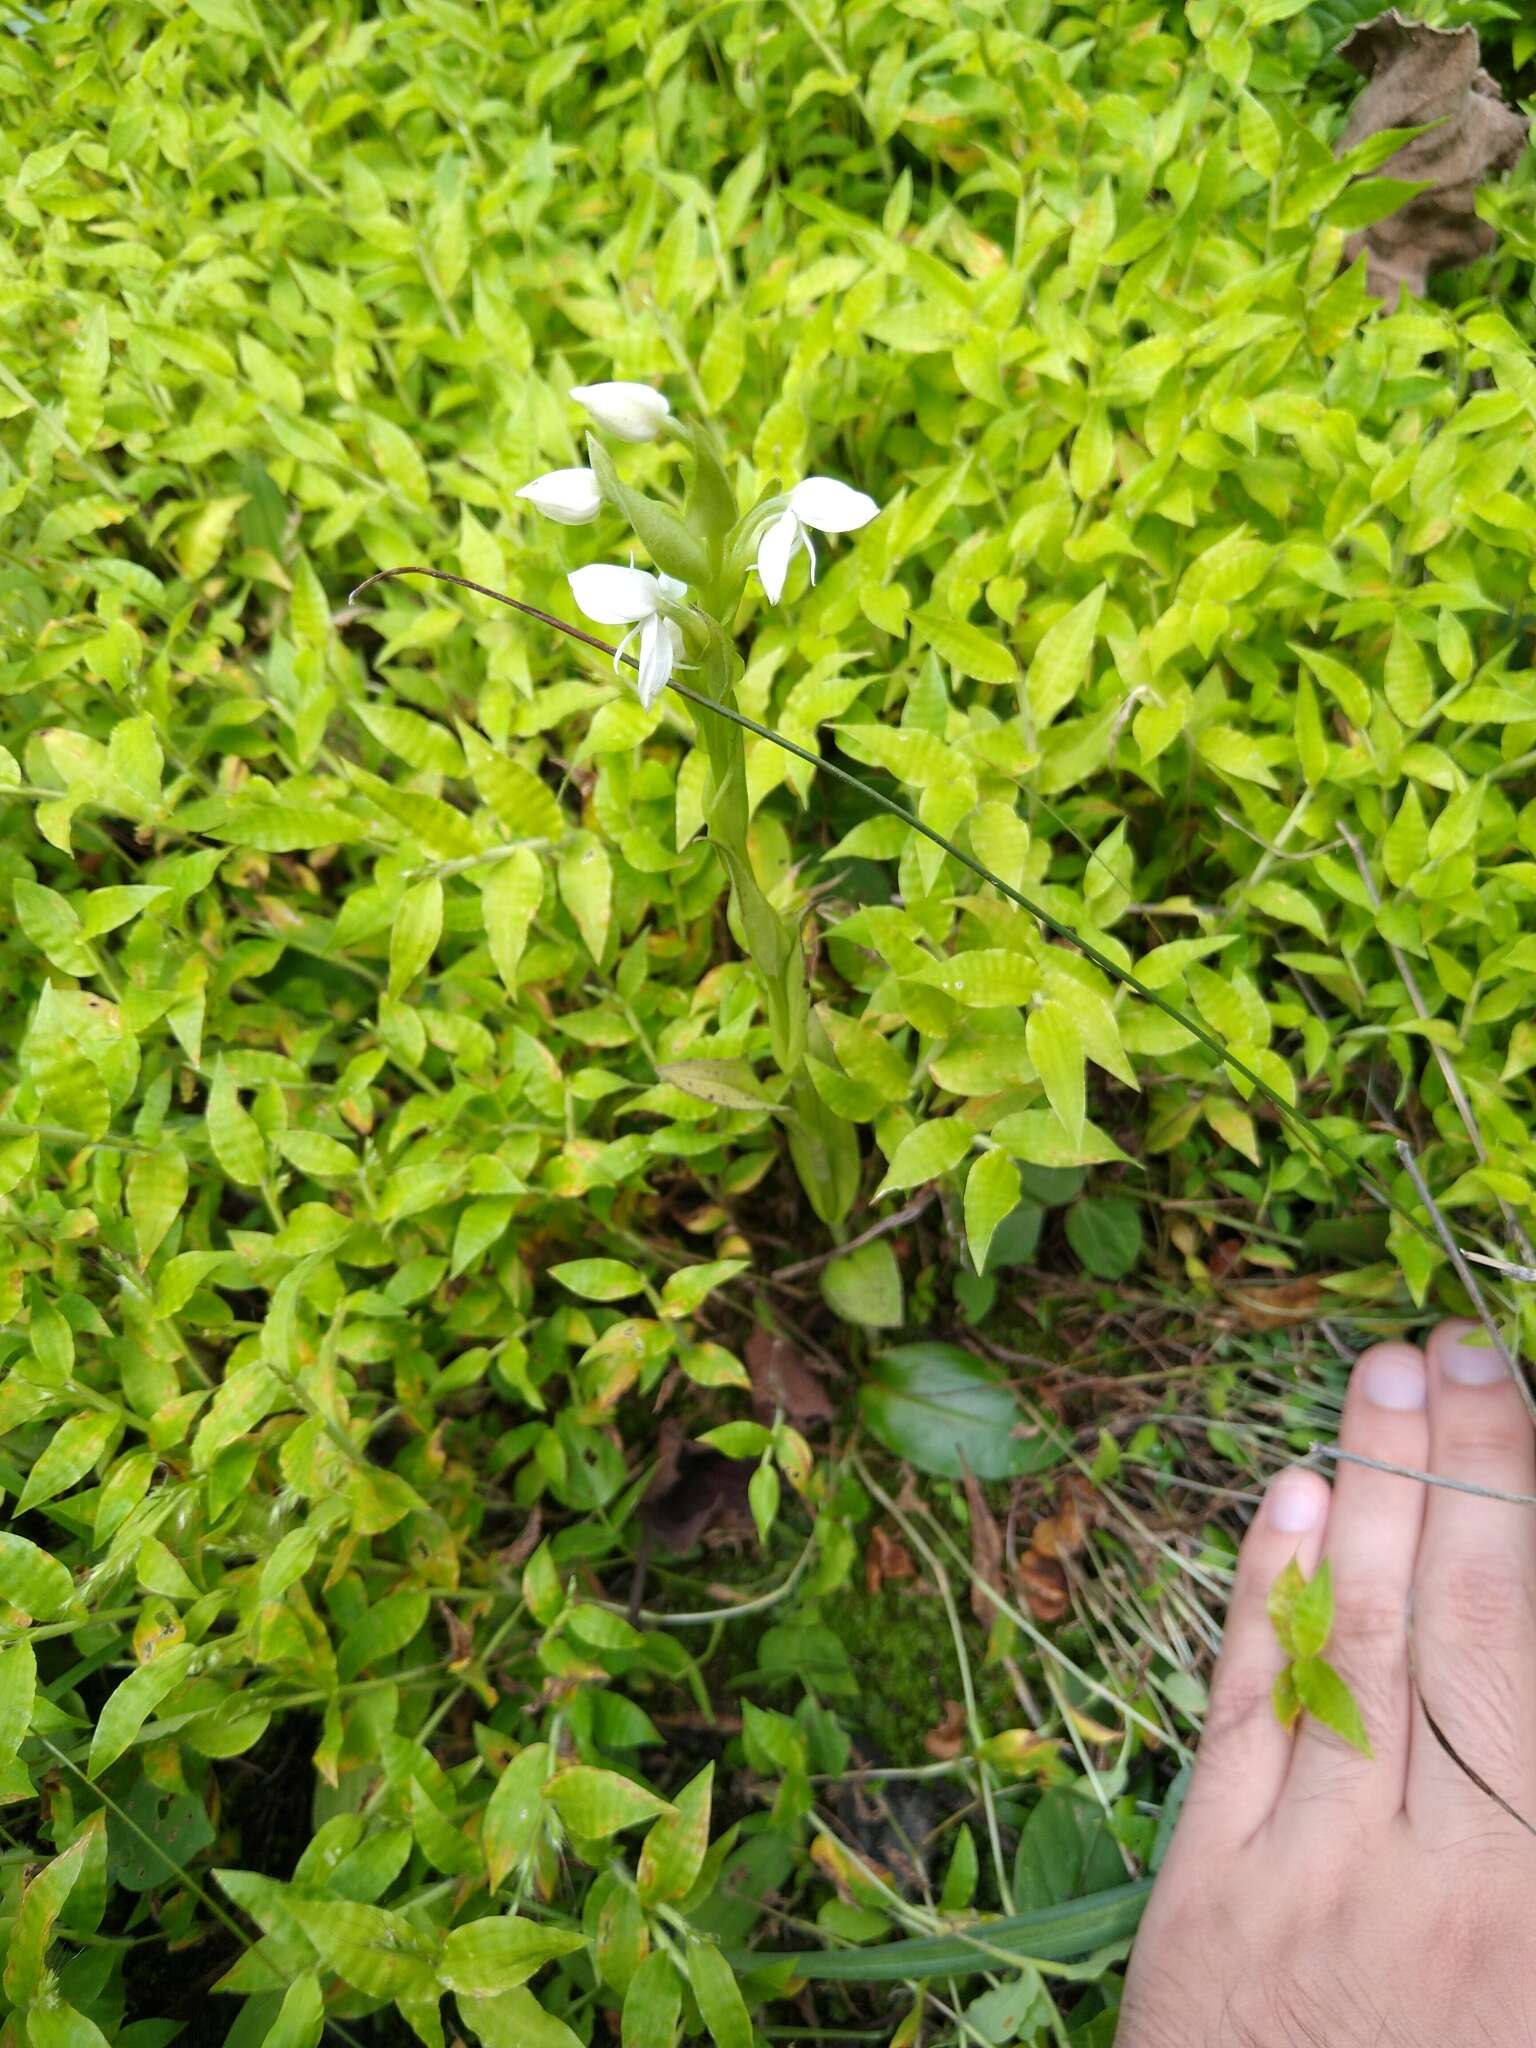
[
  {"xmin": 745, "ymin": 1325, "xmax": 835, "ymax": 1432},
  {"xmin": 1017, "ymin": 1549, "xmax": 1070, "ymax": 1625},
  {"xmin": 436, "ymin": 1600, "xmax": 475, "ymax": 1670},
  {"xmin": 1223, "ymin": 1275, "xmax": 1332, "ymax": 1328},
  {"xmin": 961, "ymin": 1466, "xmax": 1006, "ymax": 1627},
  {"xmin": 1336, "ymin": 10, "xmax": 1529, "ymax": 306},
  {"xmin": 497, "ymin": 1506, "xmax": 544, "ymax": 1574},
  {"xmin": 923, "ymin": 1698, "xmax": 969, "ymax": 1760},
  {"xmin": 1029, "ymin": 1474, "xmax": 1101, "ymax": 1561},
  {"xmin": 865, "ymin": 1522, "xmax": 916, "ymax": 1597}
]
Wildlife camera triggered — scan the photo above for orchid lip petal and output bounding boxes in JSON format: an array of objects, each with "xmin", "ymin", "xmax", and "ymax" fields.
[
  {"xmin": 756, "ymin": 508, "xmax": 803, "ymax": 605},
  {"xmin": 635, "ymin": 614, "xmax": 673, "ymax": 708},
  {"xmin": 787, "ymin": 476, "xmax": 880, "ymax": 533},
  {"xmin": 567, "ymin": 563, "xmax": 664, "ymax": 626}
]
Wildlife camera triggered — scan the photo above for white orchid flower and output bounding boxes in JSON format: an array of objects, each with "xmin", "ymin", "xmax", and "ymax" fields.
[
  {"xmin": 515, "ymin": 467, "xmax": 602, "ymax": 524},
  {"xmin": 757, "ymin": 477, "xmax": 879, "ymax": 604},
  {"xmin": 569, "ymin": 381, "xmax": 671, "ymax": 443},
  {"xmin": 568, "ymin": 564, "xmax": 687, "ymax": 709}
]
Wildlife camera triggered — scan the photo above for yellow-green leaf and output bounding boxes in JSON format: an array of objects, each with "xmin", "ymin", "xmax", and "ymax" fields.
[
  {"xmin": 1026, "ymin": 586, "xmax": 1105, "ymax": 729},
  {"xmin": 909, "ymin": 608, "xmax": 1016, "ymax": 685},
  {"xmin": 16, "ymin": 1410, "xmax": 118, "ymax": 1515},
  {"xmin": 874, "ymin": 1118, "xmax": 972, "ymax": 1199},
  {"xmin": 484, "ymin": 1743, "xmax": 551, "ymax": 1890},
  {"xmin": 388, "ymin": 876, "xmax": 443, "ymax": 995},
  {"xmin": 638, "ymin": 1762, "xmax": 713, "ymax": 1903},
  {"xmin": 206, "ymin": 1060, "xmax": 265, "ymax": 1186},
  {"xmin": 543, "ymin": 1766, "xmax": 672, "ymax": 1838},
  {"xmin": 963, "ymin": 1149, "xmax": 1020, "ymax": 1274},
  {"xmin": 1026, "ymin": 1003, "xmax": 1084, "ymax": 1149}
]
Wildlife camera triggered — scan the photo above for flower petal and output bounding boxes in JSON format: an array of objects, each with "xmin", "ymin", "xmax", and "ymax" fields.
[
  {"xmin": 657, "ymin": 570, "xmax": 689, "ymax": 604},
  {"xmin": 634, "ymin": 614, "xmax": 674, "ymax": 708},
  {"xmin": 515, "ymin": 467, "xmax": 602, "ymax": 525},
  {"xmin": 568, "ymin": 563, "xmax": 662, "ymax": 625},
  {"xmin": 788, "ymin": 476, "xmax": 879, "ymax": 534},
  {"xmin": 756, "ymin": 508, "xmax": 803, "ymax": 606},
  {"xmin": 569, "ymin": 381, "xmax": 672, "ymax": 443}
]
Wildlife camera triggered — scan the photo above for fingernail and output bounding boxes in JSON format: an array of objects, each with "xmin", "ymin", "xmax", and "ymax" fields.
[
  {"xmin": 1267, "ymin": 1473, "xmax": 1322, "ymax": 1533},
  {"xmin": 1441, "ymin": 1321, "xmax": 1506, "ymax": 1386},
  {"xmin": 1360, "ymin": 1346, "xmax": 1426, "ymax": 1411}
]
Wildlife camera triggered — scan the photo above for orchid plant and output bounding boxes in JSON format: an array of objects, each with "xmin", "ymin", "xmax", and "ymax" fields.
[
  {"xmin": 361, "ymin": 378, "xmax": 1407, "ymax": 1242},
  {"xmin": 513, "ymin": 381, "xmax": 879, "ymax": 1225}
]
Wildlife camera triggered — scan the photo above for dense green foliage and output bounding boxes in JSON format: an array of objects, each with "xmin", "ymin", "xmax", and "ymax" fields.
[{"xmin": 1, "ymin": 0, "xmax": 1535, "ymax": 2043}]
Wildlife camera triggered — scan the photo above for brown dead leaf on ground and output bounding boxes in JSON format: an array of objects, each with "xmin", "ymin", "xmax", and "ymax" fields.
[
  {"xmin": 1029, "ymin": 1474, "xmax": 1101, "ymax": 1562},
  {"xmin": 1222, "ymin": 1275, "xmax": 1332, "ymax": 1328},
  {"xmin": 745, "ymin": 1326, "xmax": 835, "ymax": 1431},
  {"xmin": 961, "ymin": 1466, "xmax": 1007, "ymax": 1628},
  {"xmin": 1017, "ymin": 1549, "xmax": 1070, "ymax": 1625},
  {"xmin": 496, "ymin": 1505, "xmax": 544, "ymax": 1573},
  {"xmin": 865, "ymin": 1522, "xmax": 916, "ymax": 1596},
  {"xmin": 640, "ymin": 1420, "xmax": 756, "ymax": 1553},
  {"xmin": 436, "ymin": 1601, "xmax": 476, "ymax": 1670},
  {"xmin": 1336, "ymin": 10, "xmax": 1529, "ymax": 306},
  {"xmin": 923, "ymin": 1698, "xmax": 968, "ymax": 1760}
]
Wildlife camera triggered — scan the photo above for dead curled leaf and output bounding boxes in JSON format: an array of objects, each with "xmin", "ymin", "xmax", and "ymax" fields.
[
  {"xmin": 745, "ymin": 1326, "xmax": 835, "ymax": 1431},
  {"xmin": 1030, "ymin": 1472, "xmax": 1102, "ymax": 1560},
  {"xmin": 1012, "ymin": 1474, "xmax": 1099, "ymax": 1621},
  {"xmin": 1222, "ymin": 1274, "xmax": 1332, "ymax": 1328},
  {"xmin": 864, "ymin": 1522, "xmax": 916, "ymax": 1596},
  {"xmin": 923, "ymin": 1697, "xmax": 969, "ymax": 1760},
  {"xmin": 1016, "ymin": 1549, "xmax": 1070, "ymax": 1625},
  {"xmin": 496, "ymin": 1505, "xmax": 544, "ymax": 1573},
  {"xmin": 1336, "ymin": 10, "xmax": 1529, "ymax": 306},
  {"xmin": 962, "ymin": 1466, "xmax": 1007, "ymax": 1628}
]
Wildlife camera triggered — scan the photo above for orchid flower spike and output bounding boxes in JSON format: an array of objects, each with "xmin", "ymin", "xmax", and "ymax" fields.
[
  {"xmin": 515, "ymin": 467, "xmax": 602, "ymax": 524},
  {"xmin": 568, "ymin": 564, "xmax": 687, "ymax": 709},
  {"xmin": 569, "ymin": 381, "xmax": 671, "ymax": 443},
  {"xmin": 757, "ymin": 477, "xmax": 879, "ymax": 604}
]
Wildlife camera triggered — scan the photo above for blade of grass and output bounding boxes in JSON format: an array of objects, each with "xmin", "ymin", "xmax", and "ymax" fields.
[{"xmin": 729, "ymin": 1879, "xmax": 1152, "ymax": 1979}]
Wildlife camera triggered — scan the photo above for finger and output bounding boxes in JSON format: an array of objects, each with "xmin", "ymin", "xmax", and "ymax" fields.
[
  {"xmin": 1408, "ymin": 1318, "xmax": 1536, "ymax": 1837},
  {"xmin": 1171, "ymin": 1467, "xmax": 1331, "ymax": 1857},
  {"xmin": 1277, "ymin": 1342, "xmax": 1428, "ymax": 1831}
]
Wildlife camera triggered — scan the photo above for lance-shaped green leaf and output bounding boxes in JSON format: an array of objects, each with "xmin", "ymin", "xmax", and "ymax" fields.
[
  {"xmin": 3, "ymin": 1815, "xmax": 104, "ymax": 2004},
  {"xmin": 484, "ymin": 1742, "xmax": 552, "ymax": 1890},
  {"xmin": 439, "ymin": 1915, "xmax": 589, "ymax": 1995},
  {"xmin": 1025, "ymin": 585, "xmax": 1104, "ymax": 728},
  {"xmin": 964, "ymin": 1149, "xmax": 1021, "ymax": 1275},
  {"xmin": 638, "ymin": 1763, "xmax": 714, "ymax": 1903},
  {"xmin": 687, "ymin": 1938, "xmax": 754, "ymax": 2048},
  {"xmin": 542, "ymin": 1766, "xmax": 673, "ymax": 1838},
  {"xmin": 623, "ymin": 1952, "xmax": 684, "ymax": 2048}
]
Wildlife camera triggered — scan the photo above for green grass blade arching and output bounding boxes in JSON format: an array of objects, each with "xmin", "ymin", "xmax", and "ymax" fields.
[{"xmin": 729, "ymin": 1878, "xmax": 1153, "ymax": 1980}]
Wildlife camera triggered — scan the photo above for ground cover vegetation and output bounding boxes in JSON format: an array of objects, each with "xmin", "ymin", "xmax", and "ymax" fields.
[{"xmin": 2, "ymin": 0, "xmax": 1535, "ymax": 2043}]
